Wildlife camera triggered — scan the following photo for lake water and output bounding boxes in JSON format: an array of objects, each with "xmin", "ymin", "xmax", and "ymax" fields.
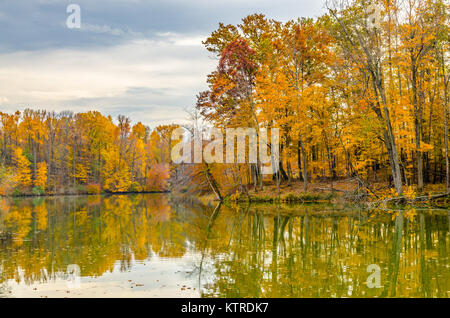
[{"xmin": 0, "ymin": 194, "xmax": 448, "ymax": 298}]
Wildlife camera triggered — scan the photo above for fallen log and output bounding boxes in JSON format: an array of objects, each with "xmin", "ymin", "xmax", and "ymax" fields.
[
  {"xmin": 312, "ymin": 187, "xmax": 346, "ymax": 193},
  {"xmin": 411, "ymin": 193, "xmax": 449, "ymax": 202},
  {"xmin": 368, "ymin": 193, "xmax": 449, "ymax": 207}
]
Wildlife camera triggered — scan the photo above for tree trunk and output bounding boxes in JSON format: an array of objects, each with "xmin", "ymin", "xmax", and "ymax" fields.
[
  {"xmin": 204, "ymin": 163, "xmax": 223, "ymax": 201},
  {"xmin": 445, "ymin": 79, "xmax": 449, "ymax": 193},
  {"xmin": 251, "ymin": 163, "xmax": 258, "ymax": 192},
  {"xmin": 411, "ymin": 62, "xmax": 424, "ymax": 191},
  {"xmin": 297, "ymin": 140, "xmax": 303, "ymax": 181},
  {"xmin": 373, "ymin": 73, "xmax": 404, "ymax": 196},
  {"xmin": 441, "ymin": 48, "xmax": 449, "ymax": 193},
  {"xmin": 299, "ymin": 135, "xmax": 308, "ymax": 192}
]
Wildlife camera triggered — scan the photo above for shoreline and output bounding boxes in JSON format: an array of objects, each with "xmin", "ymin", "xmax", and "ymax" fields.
[
  {"xmin": 177, "ymin": 180, "xmax": 450, "ymax": 209},
  {"xmin": 2, "ymin": 181, "xmax": 449, "ymax": 209},
  {"xmin": 0, "ymin": 190, "xmax": 170, "ymax": 199}
]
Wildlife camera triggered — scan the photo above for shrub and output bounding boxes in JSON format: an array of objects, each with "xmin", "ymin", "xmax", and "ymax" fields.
[
  {"xmin": 282, "ymin": 193, "xmax": 298, "ymax": 202},
  {"xmin": 76, "ymin": 184, "xmax": 87, "ymax": 194},
  {"xmin": 0, "ymin": 166, "xmax": 16, "ymax": 196},
  {"xmin": 31, "ymin": 186, "xmax": 45, "ymax": 196},
  {"xmin": 86, "ymin": 183, "xmax": 101, "ymax": 195},
  {"xmin": 129, "ymin": 182, "xmax": 142, "ymax": 193}
]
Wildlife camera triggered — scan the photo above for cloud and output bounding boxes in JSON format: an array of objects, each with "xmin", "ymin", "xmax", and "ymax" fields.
[
  {"xmin": 0, "ymin": 37, "xmax": 215, "ymax": 126},
  {"xmin": 80, "ymin": 24, "xmax": 126, "ymax": 36},
  {"xmin": 156, "ymin": 32, "xmax": 206, "ymax": 47},
  {"xmin": 0, "ymin": 0, "xmax": 326, "ymax": 52},
  {"xmin": 0, "ymin": 0, "xmax": 326, "ymax": 126}
]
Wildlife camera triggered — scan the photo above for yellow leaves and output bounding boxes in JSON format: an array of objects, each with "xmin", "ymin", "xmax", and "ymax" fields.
[
  {"xmin": 404, "ymin": 208, "xmax": 417, "ymax": 222},
  {"xmin": 230, "ymin": 190, "xmax": 240, "ymax": 202},
  {"xmin": 354, "ymin": 158, "xmax": 375, "ymax": 172},
  {"xmin": 403, "ymin": 186, "xmax": 416, "ymax": 200},
  {"xmin": 104, "ymin": 169, "xmax": 131, "ymax": 193},
  {"xmin": 12, "ymin": 147, "xmax": 32, "ymax": 188},
  {"xmin": 390, "ymin": 188, "xmax": 398, "ymax": 198},
  {"xmin": 34, "ymin": 203, "xmax": 48, "ymax": 231},
  {"xmin": 5, "ymin": 205, "xmax": 32, "ymax": 247},
  {"xmin": 132, "ymin": 122, "xmax": 148, "ymax": 140},
  {"xmin": 71, "ymin": 163, "xmax": 89, "ymax": 185},
  {"xmin": 391, "ymin": 212, "xmax": 400, "ymax": 221},
  {"xmin": 86, "ymin": 183, "xmax": 101, "ymax": 195},
  {"xmin": 416, "ymin": 142, "xmax": 433, "ymax": 153},
  {"xmin": 19, "ymin": 109, "xmax": 48, "ymax": 145},
  {"xmin": 102, "ymin": 147, "xmax": 132, "ymax": 193},
  {"xmin": 385, "ymin": 185, "xmax": 416, "ymax": 200},
  {"xmin": 34, "ymin": 162, "xmax": 48, "ymax": 190}
]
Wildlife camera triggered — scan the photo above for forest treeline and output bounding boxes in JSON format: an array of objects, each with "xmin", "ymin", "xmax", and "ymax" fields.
[
  {"xmin": 0, "ymin": 110, "xmax": 177, "ymax": 196},
  {"xmin": 182, "ymin": 0, "xmax": 449, "ymax": 199}
]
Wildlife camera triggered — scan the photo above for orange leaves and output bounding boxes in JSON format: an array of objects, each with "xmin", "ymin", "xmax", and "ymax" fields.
[
  {"xmin": 417, "ymin": 141, "xmax": 434, "ymax": 153},
  {"xmin": 145, "ymin": 163, "xmax": 170, "ymax": 192}
]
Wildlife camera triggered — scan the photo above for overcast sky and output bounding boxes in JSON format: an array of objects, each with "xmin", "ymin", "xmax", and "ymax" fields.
[{"xmin": 0, "ymin": 0, "xmax": 326, "ymax": 127}]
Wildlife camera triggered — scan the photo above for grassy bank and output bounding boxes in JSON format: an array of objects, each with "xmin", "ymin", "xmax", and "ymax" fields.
[{"xmin": 227, "ymin": 191, "xmax": 337, "ymax": 204}]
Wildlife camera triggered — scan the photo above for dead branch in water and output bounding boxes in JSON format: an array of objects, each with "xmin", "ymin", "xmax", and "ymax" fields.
[
  {"xmin": 312, "ymin": 187, "xmax": 346, "ymax": 193},
  {"xmin": 368, "ymin": 193, "xmax": 449, "ymax": 208}
]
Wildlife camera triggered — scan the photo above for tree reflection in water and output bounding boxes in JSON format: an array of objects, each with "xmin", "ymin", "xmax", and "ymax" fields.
[{"xmin": 0, "ymin": 195, "xmax": 448, "ymax": 298}]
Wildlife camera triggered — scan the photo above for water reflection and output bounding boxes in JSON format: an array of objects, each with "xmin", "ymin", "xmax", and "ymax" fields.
[{"xmin": 0, "ymin": 195, "xmax": 448, "ymax": 298}]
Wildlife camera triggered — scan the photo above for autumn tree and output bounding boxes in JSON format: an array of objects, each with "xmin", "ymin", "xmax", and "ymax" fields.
[
  {"xmin": 327, "ymin": 0, "xmax": 405, "ymax": 194},
  {"xmin": 12, "ymin": 147, "xmax": 32, "ymax": 188},
  {"xmin": 34, "ymin": 162, "xmax": 48, "ymax": 190}
]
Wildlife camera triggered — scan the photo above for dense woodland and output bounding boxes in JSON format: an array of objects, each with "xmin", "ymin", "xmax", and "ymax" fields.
[
  {"xmin": 183, "ymin": 0, "xmax": 450, "ymax": 200},
  {"xmin": 0, "ymin": 0, "xmax": 449, "ymax": 200},
  {"xmin": 0, "ymin": 110, "xmax": 177, "ymax": 195}
]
